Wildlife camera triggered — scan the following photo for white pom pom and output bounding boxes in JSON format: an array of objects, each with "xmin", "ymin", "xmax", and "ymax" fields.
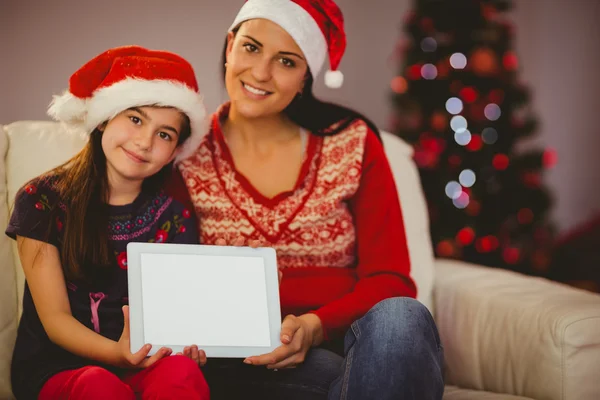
[
  {"xmin": 325, "ymin": 70, "xmax": 344, "ymax": 89},
  {"xmin": 47, "ymin": 91, "xmax": 87, "ymax": 123}
]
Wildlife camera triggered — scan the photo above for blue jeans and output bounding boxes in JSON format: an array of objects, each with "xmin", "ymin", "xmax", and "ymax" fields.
[{"xmin": 203, "ymin": 297, "xmax": 444, "ymax": 400}]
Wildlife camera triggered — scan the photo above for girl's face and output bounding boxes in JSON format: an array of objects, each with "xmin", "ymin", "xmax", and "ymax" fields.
[
  {"xmin": 100, "ymin": 106, "xmax": 184, "ymax": 184},
  {"xmin": 225, "ymin": 19, "xmax": 309, "ymax": 119}
]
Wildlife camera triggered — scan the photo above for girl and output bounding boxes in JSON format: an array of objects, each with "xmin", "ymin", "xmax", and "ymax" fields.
[
  {"xmin": 7, "ymin": 46, "xmax": 210, "ymax": 400},
  {"xmin": 169, "ymin": 1, "xmax": 444, "ymax": 399}
]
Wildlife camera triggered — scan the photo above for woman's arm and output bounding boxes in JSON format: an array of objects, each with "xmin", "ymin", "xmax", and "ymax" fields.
[
  {"xmin": 311, "ymin": 128, "xmax": 417, "ymax": 340},
  {"xmin": 17, "ymin": 236, "xmax": 170, "ymax": 368}
]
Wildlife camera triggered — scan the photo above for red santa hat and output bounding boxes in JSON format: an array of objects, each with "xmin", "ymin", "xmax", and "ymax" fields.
[
  {"xmin": 47, "ymin": 45, "xmax": 208, "ymax": 163},
  {"xmin": 229, "ymin": 0, "xmax": 346, "ymax": 89}
]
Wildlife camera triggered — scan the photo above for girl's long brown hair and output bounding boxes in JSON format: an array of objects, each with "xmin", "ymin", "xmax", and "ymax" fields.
[{"xmin": 40, "ymin": 112, "xmax": 190, "ymax": 283}]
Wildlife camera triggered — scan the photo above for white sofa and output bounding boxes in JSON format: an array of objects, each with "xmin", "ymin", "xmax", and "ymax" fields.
[{"xmin": 1, "ymin": 121, "xmax": 599, "ymax": 400}]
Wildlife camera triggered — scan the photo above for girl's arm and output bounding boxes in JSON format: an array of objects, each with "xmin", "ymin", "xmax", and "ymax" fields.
[{"xmin": 17, "ymin": 236, "xmax": 170, "ymax": 368}]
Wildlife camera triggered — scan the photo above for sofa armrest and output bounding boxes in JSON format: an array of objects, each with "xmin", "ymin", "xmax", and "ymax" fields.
[{"xmin": 434, "ymin": 259, "xmax": 600, "ymax": 400}]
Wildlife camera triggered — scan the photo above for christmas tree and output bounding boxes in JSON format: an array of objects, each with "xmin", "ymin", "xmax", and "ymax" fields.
[{"xmin": 390, "ymin": 0, "xmax": 557, "ymax": 275}]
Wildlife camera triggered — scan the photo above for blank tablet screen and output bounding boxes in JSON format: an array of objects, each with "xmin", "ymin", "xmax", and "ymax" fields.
[{"xmin": 140, "ymin": 253, "xmax": 271, "ymax": 347}]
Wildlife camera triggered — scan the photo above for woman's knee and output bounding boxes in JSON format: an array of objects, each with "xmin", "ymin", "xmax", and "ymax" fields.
[{"xmin": 360, "ymin": 297, "xmax": 441, "ymax": 356}]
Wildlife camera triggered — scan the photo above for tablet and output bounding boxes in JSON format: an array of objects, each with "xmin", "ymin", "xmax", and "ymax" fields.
[{"xmin": 126, "ymin": 242, "xmax": 281, "ymax": 358}]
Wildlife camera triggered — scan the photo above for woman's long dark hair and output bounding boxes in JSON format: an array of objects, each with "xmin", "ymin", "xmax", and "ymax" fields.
[
  {"xmin": 35, "ymin": 112, "xmax": 190, "ymax": 283},
  {"xmin": 222, "ymin": 27, "xmax": 381, "ymax": 140}
]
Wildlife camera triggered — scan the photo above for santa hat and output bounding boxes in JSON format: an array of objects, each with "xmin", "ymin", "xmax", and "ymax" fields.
[
  {"xmin": 229, "ymin": 0, "xmax": 346, "ymax": 89},
  {"xmin": 48, "ymin": 45, "xmax": 208, "ymax": 163}
]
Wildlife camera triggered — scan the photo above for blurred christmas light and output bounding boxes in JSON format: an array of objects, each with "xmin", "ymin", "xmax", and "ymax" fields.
[
  {"xmin": 517, "ymin": 208, "xmax": 534, "ymax": 224},
  {"xmin": 484, "ymin": 103, "xmax": 502, "ymax": 120},
  {"xmin": 503, "ymin": 247, "xmax": 521, "ymax": 264},
  {"xmin": 445, "ymin": 181, "xmax": 462, "ymax": 199},
  {"xmin": 456, "ymin": 227, "xmax": 475, "ymax": 245},
  {"xmin": 543, "ymin": 148, "xmax": 558, "ymax": 168},
  {"xmin": 445, "ymin": 97, "xmax": 463, "ymax": 115},
  {"xmin": 459, "ymin": 87, "xmax": 478, "ymax": 103},
  {"xmin": 482, "ymin": 127, "xmax": 498, "ymax": 144},
  {"xmin": 421, "ymin": 64, "xmax": 438, "ymax": 80},
  {"xmin": 454, "ymin": 130, "xmax": 472, "ymax": 146},
  {"xmin": 466, "ymin": 134, "xmax": 483, "ymax": 151},
  {"xmin": 503, "ymin": 51, "xmax": 519, "ymax": 70},
  {"xmin": 488, "ymin": 89, "xmax": 505, "ymax": 104},
  {"xmin": 476, "ymin": 235, "xmax": 499, "ymax": 253},
  {"xmin": 431, "ymin": 112, "xmax": 448, "ymax": 131},
  {"xmin": 448, "ymin": 154, "xmax": 462, "ymax": 167},
  {"xmin": 459, "ymin": 169, "xmax": 476, "ymax": 187},
  {"xmin": 391, "ymin": 76, "xmax": 408, "ymax": 93},
  {"xmin": 421, "ymin": 37, "xmax": 437, "ymax": 52},
  {"xmin": 420, "ymin": 17, "xmax": 434, "ymax": 31},
  {"xmin": 407, "ymin": 64, "xmax": 422, "ymax": 80},
  {"xmin": 465, "ymin": 199, "xmax": 481, "ymax": 216},
  {"xmin": 450, "ymin": 53, "xmax": 467, "ymax": 69},
  {"xmin": 450, "ymin": 115, "xmax": 468, "ymax": 132},
  {"xmin": 436, "ymin": 240, "xmax": 454, "ymax": 257},
  {"xmin": 453, "ymin": 192, "xmax": 470, "ymax": 209},
  {"xmin": 522, "ymin": 171, "xmax": 541, "ymax": 188},
  {"xmin": 492, "ymin": 154, "xmax": 509, "ymax": 170}
]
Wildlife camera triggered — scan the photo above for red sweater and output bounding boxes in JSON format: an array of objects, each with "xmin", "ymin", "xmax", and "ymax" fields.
[{"xmin": 168, "ymin": 106, "xmax": 416, "ymax": 340}]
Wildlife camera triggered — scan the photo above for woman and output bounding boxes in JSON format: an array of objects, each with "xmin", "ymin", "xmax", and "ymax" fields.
[{"xmin": 170, "ymin": 1, "xmax": 444, "ymax": 399}]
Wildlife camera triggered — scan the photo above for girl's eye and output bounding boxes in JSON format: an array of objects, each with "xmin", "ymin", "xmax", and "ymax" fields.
[
  {"xmin": 279, "ymin": 58, "xmax": 296, "ymax": 68},
  {"xmin": 129, "ymin": 116, "xmax": 141, "ymax": 125},
  {"xmin": 243, "ymin": 43, "xmax": 259, "ymax": 53},
  {"xmin": 158, "ymin": 131, "xmax": 172, "ymax": 141}
]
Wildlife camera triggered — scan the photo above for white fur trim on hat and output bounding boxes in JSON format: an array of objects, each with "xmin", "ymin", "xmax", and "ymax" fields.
[
  {"xmin": 229, "ymin": 0, "xmax": 328, "ymax": 78},
  {"xmin": 48, "ymin": 78, "xmax": 207, "ymax": 163}
]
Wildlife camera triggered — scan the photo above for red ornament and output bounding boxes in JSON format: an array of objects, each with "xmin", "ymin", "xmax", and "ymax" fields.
[
  {"xmin": 155, "ymin": 229, "xmax": 168, "ymax": 243},
  {"xmin": 488, "ymin": 89, "xmax": 505, "ymax": 104},
  {"xmin": 476, "ymin": 235, "xmax": 499, "ymax": 253},
  {"xmin": 503, "ymin": 247, "xmax": 521, "ymax": 264},
  {"xmin": 183, "ymin": 209, "xmax": 191, "ymax": 218},
  {"xmin": 459, "ymin": 87, "xmax": 478, "ymax": 103},
  {"xmin": 117, "ymin": 252, "xmax": 128, "ymax": 270},
  {"xmin": 179, "ymin": 225, "xmax": 187, "ymax": 233},
  {"xmin": 492, "ymin": 154, "xmax": 510, "ymax": 170},
  {"xmin": 436, "ymin": 240, "xmax": 455, "ymax": 257},
  {"xmin": 517, "ymin": 208, "xmax": 534, "ymax": 224},
  {"xmin": 35, "ymin": 202, "xmax": 44, "ymax": 210},
  {"xmin": 25, "ymin": 184, "xmax": 37, "ymax": 195},
  {"xmin": 456, "ymin": 227, "xmax": 475, "ymax": 246},
  {"xmin": 407, "ymin": 64, "xmax": 422, "ymax": 80},
  {"xmin": 503, "ymin": 51, "xmax": 519, "ymax": 71},
  {"xmin": 543, "ymin": 149, "xmax": 558, "ymax": 168},
  {"xmin": 466, "ymin": 134, "xmax": 483, "ymax": 151}
]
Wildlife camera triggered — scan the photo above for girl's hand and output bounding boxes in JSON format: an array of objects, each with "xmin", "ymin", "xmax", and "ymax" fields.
[
  {"xmin": 215, "ymin": 237, "xmax": 283, "ymax": 284},
  {"xmin": 177, "ymin": 345, "xmax": 208, "ymax": 366},
  {"xmin": 115, "ymin": 306, "xmax": 172, "ymax": 369},
  {"xmin": 243, "ymin": 313, "xmax": 323, "ymax": 370}
]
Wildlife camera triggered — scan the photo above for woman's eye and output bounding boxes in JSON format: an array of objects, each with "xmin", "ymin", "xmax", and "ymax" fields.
[
  {"xmin": 129, "ymin": 116, "xmax": 141, "ymax": 125},
  {"xmin": 280, "ymin": 58, "xmax": 296, "ymax": 68},
  {"xmin": 243, "ymin": 43, "xmax": 258, "ymax": 53}
]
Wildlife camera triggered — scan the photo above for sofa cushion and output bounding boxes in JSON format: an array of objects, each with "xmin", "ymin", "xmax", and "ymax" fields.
[
  {"xmin": 0, "ymin": 126, "xmax": 18, "ymax": 400},
  {"xmin": 443, "ymin": 386, "xmax": 534, "ymax": 399},
  {"xmin": 381, "ymin": 131, "xmax": 435, "ymax": 312}
]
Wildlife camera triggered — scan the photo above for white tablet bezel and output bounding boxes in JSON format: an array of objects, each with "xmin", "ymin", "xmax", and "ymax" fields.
[{"xmin": 126, "ymin": 242, "xmax": 281, "ymax": 358}]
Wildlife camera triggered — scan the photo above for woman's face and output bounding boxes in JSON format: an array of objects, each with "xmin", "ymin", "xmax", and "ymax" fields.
[{"xmin": 225, "ymin": 19, "xmax": 309, "ymax": 119}]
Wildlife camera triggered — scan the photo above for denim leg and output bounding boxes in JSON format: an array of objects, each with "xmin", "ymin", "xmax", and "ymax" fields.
[
  {"xmin": 203, "ymin": 347, "xmax": 343, "ymax": 400},
  {"xmin": 329, "ymin": 297, "xmax": 444, "ymax": 400}
]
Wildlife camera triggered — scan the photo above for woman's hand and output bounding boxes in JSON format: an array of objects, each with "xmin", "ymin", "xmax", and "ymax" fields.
[
  {"xmin": 243, "ymin": 313, "xmax": 324, "ymax": 370},
  {"xmin": 177, "ymin": 345, "xmax": 208, "ymax": 366},
  {"xmin": 215, "ymin": 236, "xmax": 283, "ymax": 284},
  {"xmin": 114, "ymin": 306, "xmax": 172, "ymax": 369}
]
